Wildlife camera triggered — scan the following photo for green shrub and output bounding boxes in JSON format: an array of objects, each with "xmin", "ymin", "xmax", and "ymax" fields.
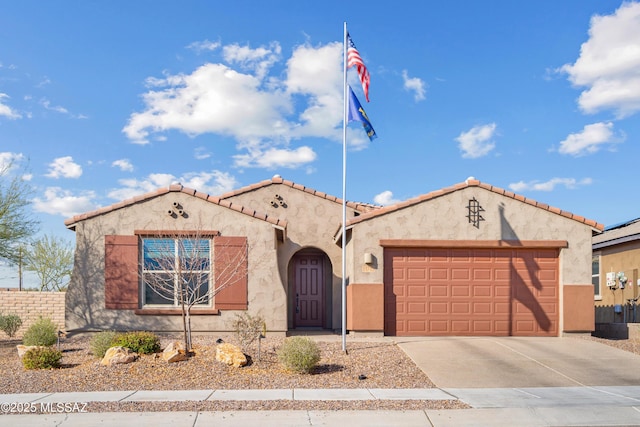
[
  {"xmin": 22, "ymin": 317, "xmax": 58, "ymax": 346},
  {"xmin": 89, "ymin": 331, "xmax": 119, "ymax": 358},
  {"xmin": 0, "ymin": 314, "xmax": 23, "ymax": 338},
  {"xmin": 230, "ymin": 313, "xmax": 266, "ymax": 351},
  {"xmin": 22, "ymin": 346, "xmax": 63, "ymax": 370},
  {"xmin": 112, "ymin": 331, "xmax": 160, "ymax": 354},
  {"xmin": 277, "ymin": 337, "xmax": 321, "ymax": 374}
]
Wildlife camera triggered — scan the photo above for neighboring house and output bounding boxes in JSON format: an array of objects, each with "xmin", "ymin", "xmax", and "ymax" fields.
[
  {"xmin": 64, "ymin": 176, "xmax": 603, "ymax": 337},
  {"xmin": 592, "ymin": 218, "xmax": 640, "ymax": 325}
]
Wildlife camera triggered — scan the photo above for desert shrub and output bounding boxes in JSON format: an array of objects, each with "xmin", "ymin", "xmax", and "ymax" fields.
[
  {"xmin": 22, "ymin": 317, "xmax": 58, "ymax": 346},
  {"xmin": 0, "ymin": 314, "xmax": 23, "ymax": 338},
  {"xmin": 230, "ymin": 312, "xmax": 266, "ymax": 351},
  {"xmin": 277, "ymin": 336, "xmax": 321, "ymax": 374},
  {"xmin": 22, "ymin": 346, "xmax": 63, "ymax": 370},
  {"xmin": 112, "ymin": 331, "xmax": 160, "ymax": 354},
  {"xmin": 89, "ymin": 331, "xmax": 119, "ymax": 358}
]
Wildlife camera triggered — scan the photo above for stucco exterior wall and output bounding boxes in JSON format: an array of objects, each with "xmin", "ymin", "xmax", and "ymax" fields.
[
  {"xmin": 594, "ymin": 241, "xmax": 640, "ymax": 324},
  {"xmin": 223, "ymin": 182, "xmax": 358, "ymax": 330},
  {"xmin": 349, "ymin": 187, "xmax": 593, "ymax": 288},
  {"xmin": 65, "ymin": 191, "xmax": 285, "ymax": 334}
]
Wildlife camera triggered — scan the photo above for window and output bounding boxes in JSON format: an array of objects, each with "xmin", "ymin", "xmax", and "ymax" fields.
[
  {"xmin": 142, "ymin": 237, "xmax": 211, "ymax": 307},
  {"xmin": 592, "ymin": 253, "xmax": 601, "ymax": 299},
  {"xmin": 104, "ymin": 233, "xmax": 248, "ymax": 311}
]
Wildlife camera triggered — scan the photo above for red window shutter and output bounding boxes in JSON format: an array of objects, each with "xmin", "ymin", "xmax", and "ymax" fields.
[
  {"xmin": 214, "ymin": 236, "xmax": 248, "ymax": 310},
  {"xmin": 104, "ymin": 235, "xmax": 139, "ymax": 309}
]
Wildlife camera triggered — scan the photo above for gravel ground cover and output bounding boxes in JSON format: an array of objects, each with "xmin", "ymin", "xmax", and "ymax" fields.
[
  {"xmin": 0, "ymin": 334, "xmax": 465, "ymax": 412},
  {"xmin": 2, "ymin": 334, "xmax": 638, "ymax": 413}
]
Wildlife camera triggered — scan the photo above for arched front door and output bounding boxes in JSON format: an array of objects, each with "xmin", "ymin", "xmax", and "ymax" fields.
[{"xmin": 293, "ymin": 251, "xmax": 325, "ymax": 327}]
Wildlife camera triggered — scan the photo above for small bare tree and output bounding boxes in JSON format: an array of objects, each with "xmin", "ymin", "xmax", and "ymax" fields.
[{"xmin": 142, "ymin": 229, "xmax": 248, "ymax": 352}]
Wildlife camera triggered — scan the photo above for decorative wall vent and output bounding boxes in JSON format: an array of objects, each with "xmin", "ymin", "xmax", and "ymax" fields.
[
  {"xmin": 466, "ymin": 197, "xmax": 484, "ymax": 228},
  {"xmin": 270, "ymin": 194, "xmax": 287, "ymax": 208}
]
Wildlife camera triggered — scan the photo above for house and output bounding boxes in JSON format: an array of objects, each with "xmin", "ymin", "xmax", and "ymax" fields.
[
  {"xmin": 64, "ymin": 176, "xmax": 603, "ymax": 337},
  {"xmin": 592, "ymin": 218, "xmax": 640, "ymax": 328}
]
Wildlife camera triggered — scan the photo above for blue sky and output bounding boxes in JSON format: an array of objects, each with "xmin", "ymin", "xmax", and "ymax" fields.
[{"xmin": 2, "ymin": 1, "xmax": 640, "ymax": 286}]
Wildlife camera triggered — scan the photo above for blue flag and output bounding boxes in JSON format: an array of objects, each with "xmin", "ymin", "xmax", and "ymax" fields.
[{"xmin": 347, "ymin": 85, "xmax": 377, "ymax": 141}]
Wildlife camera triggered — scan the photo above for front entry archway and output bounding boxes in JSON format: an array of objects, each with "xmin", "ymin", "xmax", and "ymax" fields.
[{"xmin": 291, "ymin": 250, "xmax": 329, "ymax": 328}]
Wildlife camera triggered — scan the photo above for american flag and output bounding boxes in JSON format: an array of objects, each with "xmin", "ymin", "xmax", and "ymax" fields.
[{"xmin": 347, "ymin": 33, "xmax": 370, "ymax": 102}]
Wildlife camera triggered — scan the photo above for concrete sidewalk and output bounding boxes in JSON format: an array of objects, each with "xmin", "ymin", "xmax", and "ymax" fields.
[{"xmin": 1, "ymin": 387, "xmax": 639, "ymax": 426}]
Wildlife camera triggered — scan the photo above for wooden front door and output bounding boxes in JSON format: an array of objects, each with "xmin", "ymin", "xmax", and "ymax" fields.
[{"xmin": 294, "ymin": 253, "xmax": 324, "ymax": 327}]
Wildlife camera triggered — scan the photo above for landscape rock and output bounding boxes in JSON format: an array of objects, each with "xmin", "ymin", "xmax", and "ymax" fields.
[
  {"xmin": 163, "ymin": 349, "xmax": 188, "ymax": 363},
  {"xmin": 100, "ymin": 346, "xmax": 138, "ymax": 366},
  {"xmin": 16, "ymin": 345, "xmax": 46, "ymax": 359},
  {"xmin": 163, "ymin": 341, "xmax": 184, "ymax": 353},
  {"xmin": 161, "ymin": 341, "xmax": 188, "ymax": 363},
  {"xmin": 215, "ymin": 343, "xmax": 247, "ymax": 367}
]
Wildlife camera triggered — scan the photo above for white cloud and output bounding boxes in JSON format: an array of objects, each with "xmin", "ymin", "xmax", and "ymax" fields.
[
  {"xmin": 123, "ymin": 40, "xmax": 347, "ymax": 171},
  {"xmin": 194, "ymin": 147, "xmax": 211, "ymax": 160},
  {"xmin": 558, "ymin": 121, "xmax": 621, "ymax": 156},
  {"xmin": 233, "ymin": 146, "xmax": 316, "ymax": 169},
  {"xmin": 373, "ymin": 190, "xmax": 401, "ymax": 206},
  {"xmin": 107, "ymin": 170, "xmax": 238, "ymax": 201},
  {"xmin": 32, "ymin": 187, "xmax": 98, "ymax": 217},
  {"xmin": 40, "ymin": 98, "xmax": 69, "ymax": 114},
  {"xmin": 560, "ymin": 2, "xmax": 640, "ymax": 117},
  {"xmin": 286, "ymin": 42, "xmax": 343, "ymax": 140},
  {"xmin": 45, "ymin": 156, "xmax": 83, "ymax": 179},
  {"xmin": 509, "ymin": 177, "xmax": 593, "ymax": 192},
  {"xmin": 455, "ymin": 123, "xmax": 497, "ymax": 158},
  {"xmin": 187, "ymin": 39, "xmax": 221, "ymax": 53},
  {"xmin": 112, "ymin": 159, "xmax": 134, "ymax": 172},
  {"xmin": 122, "ymin": 62, "xmax": 292, "ymax": 145},
  {"xmin": 0, "ymin": 152, "xmax": 25, "ymax": 170},
  {"xmin": 0, "ymin": 94, "xmax": 21, "ymax": 119},
  {"xmin": 223, "ymin": 42, "xmax": 281, "ymax": 80},
  {"xmin": 402, "ymin": 70, "xmax": 426, "ymax": 101}
]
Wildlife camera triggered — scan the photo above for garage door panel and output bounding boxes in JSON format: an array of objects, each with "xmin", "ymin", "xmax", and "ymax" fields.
[
  {"xmin": 384, "ymin": 247, "xmax": 559, "ymax": 337},
  {"xmin": 494, "ymin": 285, "xmax": 510, "ymax": 297},
  {"xmin": 451, "ymin": 321, "xmax": 471, "ymax": 333},
  {"xmin": 429, "ymin": 268, "xmax": 449, "ymax": 280},
  {"xmin": 408, "ymin": 268, "xmax": 427, "ymax": 280},
  {"xmin": 429, "ymin": 302, "xmax": 448, "ymax": 314},
  {"xmin": 494, "ymin": 302, "xmax": 510, "ymax": 315},
  {"xmin": 494, "ymin": 268, "xmax": 511, "ymax": 280},
  {"xmin": 452, "ymin": 268, "xmax": 470, "ymax": 280},
  {"xmin": 473, "ymin": 268, "xmax": 492, "ymax": 280},
  {"xmin": 407, "ymin": 320, "xmax": 426, "ymax": 333},
  {"xmin": 407, "ymin": 302, "xmax": 426, "ymax": 314},
  {"xmin": 452, "ymin": 285, "xmax": 470, "ymax": 297},
  {"xmin": 473, "ymin": 302, "xmax": 492, "ymax": 313},
  {"xmin": 451, "ymin": 302, "xmax": 470, "ymax": 314},
  {"xmin": 538, "ymin": 269, "xmax": 557, "ymax": 281},
  {"xmin": 429, "ymin": 285, "xmax": 448, "ymax": 297},
  {"xmin": 407, "ymin": 285, "xmax": 426, "ymax": 297},
  {"xmin": 472, "ymin": 320, "xmax": 492, "ymax": 333},
  {"xmin": 473, "ymin": 285, "xmax": 492, "ymax": 297}
]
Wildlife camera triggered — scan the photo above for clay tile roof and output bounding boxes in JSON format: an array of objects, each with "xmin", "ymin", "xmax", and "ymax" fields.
[
  {"xmin": 218, "ymin": 176, "xmax": 381, "ymax": 214},
  {"xmin": 64, "ymin": 184, "xmax": 288, "ymax": 230},
  {"xmin": 346, "ymin": 179, "xmax": 604, "ymax": 231}
]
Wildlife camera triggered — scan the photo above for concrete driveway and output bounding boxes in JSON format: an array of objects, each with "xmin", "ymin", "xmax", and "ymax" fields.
[{"xmin": 397, "ymin": 336, "xmax": 640, "ymax": 388}]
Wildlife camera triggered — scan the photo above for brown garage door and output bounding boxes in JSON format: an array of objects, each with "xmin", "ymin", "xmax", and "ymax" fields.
[{"xmin": 384, "ymin": 247, "xmax": 558, "ymax": 336}]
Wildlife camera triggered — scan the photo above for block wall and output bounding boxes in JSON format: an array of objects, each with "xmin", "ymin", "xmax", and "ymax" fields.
[{"xmin": 0, "ymin": 289, "xmax": 66, "ymax": 339}]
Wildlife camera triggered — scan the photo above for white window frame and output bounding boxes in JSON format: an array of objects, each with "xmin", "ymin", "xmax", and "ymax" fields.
[{"xmin": 592, "ymin": 253, "xmax": 602, "ymax": 301}]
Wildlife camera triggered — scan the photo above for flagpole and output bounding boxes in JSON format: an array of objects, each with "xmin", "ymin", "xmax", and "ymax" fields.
[{"xmin": 341, "ymin": 21, "xmax": 348, "ymax": 353}]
